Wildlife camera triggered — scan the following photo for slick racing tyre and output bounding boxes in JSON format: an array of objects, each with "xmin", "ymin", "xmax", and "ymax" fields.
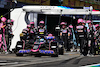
[
  {"xmin": 34, "ymin": 54, "xmax": 41, "ymax": 57},
  {"xmin": 51, "ymin": 54, "xmax": 58, "ymax": 57},
  {"xmin": 59, "ymin": 48, "xmax": 64, "ymax": 55},
  {"xmin": 16, "ymin": 53, "xmax": 23, "ymax": 56}
]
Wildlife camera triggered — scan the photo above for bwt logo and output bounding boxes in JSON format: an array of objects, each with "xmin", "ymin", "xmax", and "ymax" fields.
[
  {"xmin": 19, "ymin": 50, "xmax": 31, "ymax": 53},
  {"xmin": 39, "ymin": 50, "xmax": 54, "ymax": 54}
]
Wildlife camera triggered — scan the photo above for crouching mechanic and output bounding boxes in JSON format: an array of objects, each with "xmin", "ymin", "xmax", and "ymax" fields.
[
  {"xmin": 68, "ymin": 24, "xmax": 73, "ymax": 51},
  {"xmin": 20, "ymin": 25, "xmax": 31, "ymax": 43},
  {"xmin": 76, "ymin": 19, "xmax": 87, "ymax": 56},
  {"xmin": 29, "ymin": 22, "xmax": 37, "ymax": 43},
  {"xmin": 6, "ymin": 19, "xmax": 14, "ymax": 52},
  {"xmin": 87, "ymin": 20, "xmax": 95, "ymax": 56}
]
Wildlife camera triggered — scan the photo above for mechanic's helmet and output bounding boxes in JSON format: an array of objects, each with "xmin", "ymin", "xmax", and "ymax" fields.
[
  {"xmin": 39, "ymin": 21, "xmax": 45, "ymax": 27},
  {"xmin": 1, "ymin": 17, "xmax": 7, "ymax": 22},
  {"xmin": 95, "ymin": 24, "xmax": 99, "ymax": 28},
  {"xmin": 7, "ymin": 19, "xmax": 11, "ymax": 23},
  {"xmin": 30, "ymin": 22, "xmax": 34, "ymax": 25},
  {"xmin": 27, "ymin": 24, "xmax": 31, "ymax": 28},
  {"xmin": 77, "ymin": 18, "xmax": 83, "ymax": 24},
  {"xmin": 60, "ymin": 22, "xmax": 66, "ymax": 28},
  {"xmin": 7, "ymin": 19, "xmax": 14, "ymax": 25},
  {"xmin": 11, "ymin": 19, "xmax": 14, "ymax": 22},
  {"xmin": 30, "ymin": 22, "xmax": 34, "ymax": 28},
  {"xmin": 39, "ymin": 21, "xmax": 44, "ymax": 24},
  {"xmin": 82, "ymin": 20, "xmax": 86, "ymax": 25},
  {"xmin": 24, "ymin": 28, "xmax": 29, "ymax": 31},
  {"xmin": 69, "ymin": 24, "xmax": 73, "ymax": 28},
  {"xmin": 87, "ymin": 20, "xmax": 92, "ymax": 26},
  {"xmin": 60, "ymin": 22, "xmax": 66, "ymax": 25},
  {"xmin": 86, "ymin": 20, "xmax": 91, "ymax": 23},
  {"xmin": 11, "ymin": 19, "xmax": 14, "ymax": 25},
  {"xmin": 48, "ymin": 34, "xmax": 53, "ymax": 36}
]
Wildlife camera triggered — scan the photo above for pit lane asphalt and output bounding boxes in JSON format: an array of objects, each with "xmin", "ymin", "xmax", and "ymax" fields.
[
  {"xmin": 19, "ymin": 55, "xmax": 100, "ymax": 67},
  {"xmin": 1, "ymin": 52, "xmax": 100, "ymax": 67},
  {"xmin": 0, "ymin": 52, "xmax": 80, "ymax": 67},
  {"xmin": 0, "ymin": 52, "xmax": 100, "ymax": 67}
]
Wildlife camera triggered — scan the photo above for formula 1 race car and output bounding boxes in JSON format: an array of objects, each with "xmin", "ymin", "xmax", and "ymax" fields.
[{"xmin": 15, "ymin": 34, "xmax": 64, "ymax": 57}]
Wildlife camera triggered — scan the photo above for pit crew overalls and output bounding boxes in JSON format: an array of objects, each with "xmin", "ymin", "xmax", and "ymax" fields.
[
  {"xmin": 38, "ymin": 27, "xmax": 46, "ymax": 38},
  {"xmin": 6, "ymin": 24, "xmax": 14, "ymax": 50},
  {"xmin": 29, "ymin": 27, "xmax": 36, "ymax": 44},
  {"xmin": 60, "ymin": 28, "xmax": 68, "ymax": 50},
  {"xmin": 0, "ymin": 22, "xmax": 7, "ymax": 52},
  {"xmin": 67, "ymin": 27, "xmax": 73, "ymax": 51},
  {"xmin": 76, "ymin": 25, "xmax": 87, "ymax": 55},
  {"xmin": 87, "ymin": 26, "xmax": 95, "ymax": 55}
]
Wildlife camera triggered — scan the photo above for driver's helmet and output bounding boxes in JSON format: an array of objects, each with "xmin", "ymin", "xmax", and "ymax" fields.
[
  {"xmin": 37, "ymin": 36, "xmax": 40, "ymax": 39},
  {"xmin": 46, "ymin": 34, "xmax": 55, "ymax": 40},
  {"xmin": 1, "ymin": 17, "xmax": 7, "ymax": 22},
  {"xmin": 40, "ymin": 38, "xmax": 44, "ymax": 42}
]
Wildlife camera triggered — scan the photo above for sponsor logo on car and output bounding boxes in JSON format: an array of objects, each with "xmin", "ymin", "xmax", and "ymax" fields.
[
  {"xmin": 39, "ymin": 50, "xmax": 54, "ymax": 54},
  {"xmin": 19, "ymin": 50, "xmax": 31, "ymax": 53}
]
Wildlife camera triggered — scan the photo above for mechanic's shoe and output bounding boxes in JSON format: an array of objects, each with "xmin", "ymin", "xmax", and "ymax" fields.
[
  {"xmin": 66, "ymin": 49, "xmax": 70, "ymax": 52},
  {"xmin": 8, "ymin": 50, "xmax": 12, "ymax": 54},
  {"xmin": 77, "ymin": 49, "xmax": 80, "ymax": 52},
  {"xmin": 87, "ymin": 54, "xmax": 91, "ymax": 56},
  {"xmin": 71, "ymin": 49, "xmax": 73, "ymax": 52},
  {"xmin": 74, "ymin": 49, "xmax": 77, "ymax": 52},
  {"xmin": 91, "ymin": 54, "xmax": 95, "ymax": 57},
  {"xmin": 80, "ymin": 55, "xmax": 84, "ymax": 57},
  {"xmin": 80, "ymin": 54, "xmax": 84, "ymax": 56},
  {"xmin": 5, "ymin": 51, "xmax": 8, "ymax": 54}
]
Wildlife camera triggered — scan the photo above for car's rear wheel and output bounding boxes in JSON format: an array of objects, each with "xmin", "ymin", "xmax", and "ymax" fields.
[
  {"xmin": 51, "ymin": 54, "xmax": 58, "ymax": 57},
  {"xmin": 16, "ymin": 53, "xmax": 23, "ymax": 56},
  {"xmin": 59, "ymin": 48, "xmax": 64, "ymax": 55},
  {"xmin": 34, "ymin": 54, "xmax": 41, "ymax": 57}
]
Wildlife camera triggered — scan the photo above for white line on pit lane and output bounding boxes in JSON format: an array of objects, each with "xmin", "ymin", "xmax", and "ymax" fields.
[
  {"xmin": 0, "ymin": 62, "xmax": 18, "ymax": 65},
  {"xmin": 80, "ymin": 63, "xmax": 100, "ymax": 67},
  {"xmin": 64, "ymin": 52, "xmax": 80, "ymax": 55}
]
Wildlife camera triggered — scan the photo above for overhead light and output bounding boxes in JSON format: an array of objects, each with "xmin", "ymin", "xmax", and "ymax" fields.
[
  {"xmin": 13, "ymin": 0, "xmax": 17, "ymax": 4},
  {"xmin": 80, "ymin": 0, "xmax": 83, "ymax": 1}
]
